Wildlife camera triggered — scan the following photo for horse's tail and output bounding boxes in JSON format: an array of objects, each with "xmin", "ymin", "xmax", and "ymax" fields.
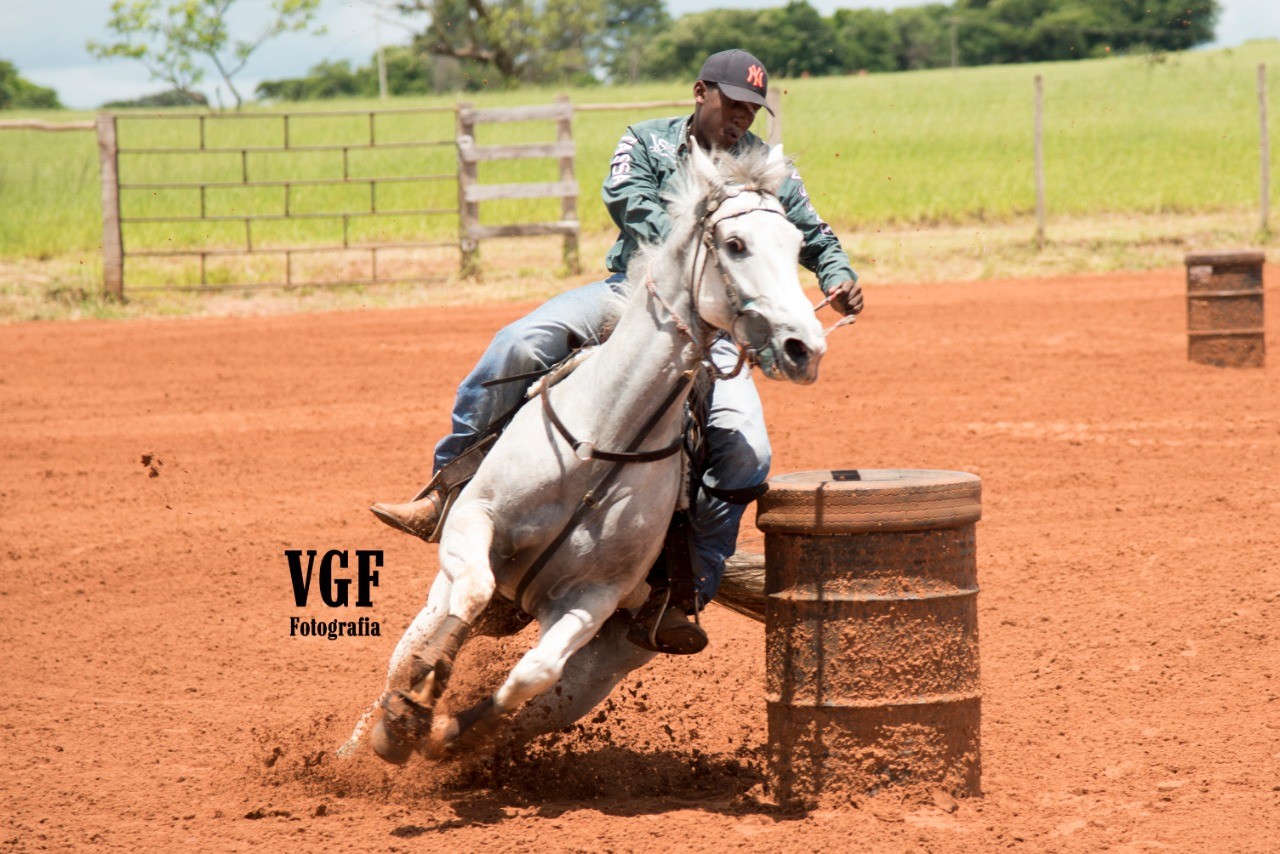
[{"xmin": 714, "ymin": 552, "xmax": 765, "ymax": 623}]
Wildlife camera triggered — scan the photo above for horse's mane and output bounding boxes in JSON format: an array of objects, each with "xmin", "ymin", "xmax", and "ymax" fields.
[
  {"xmin": 627, "ymin": 144, "xmax": 793, "ymax": 284},
  {"xmin": 664, "ymin": 145, "xmax": 792, "ymax": 226}
]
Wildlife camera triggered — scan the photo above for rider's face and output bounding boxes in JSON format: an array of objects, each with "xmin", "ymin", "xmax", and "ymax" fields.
[{"xmin": 692, "ymin": 81, "xmax": 761, "ymax": 151}]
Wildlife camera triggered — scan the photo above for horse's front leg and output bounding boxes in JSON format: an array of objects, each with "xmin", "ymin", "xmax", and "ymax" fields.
[
  {"xmin": 430, "ymin": 584, "xmax": 622, "ymax": 756},
  {"xmin": 368, "ymin": 503, "xmax": 497, "ymax": 764},
  {"xmin": 339, "ymin": 566, "xmax": 453, "ymax": 758}
]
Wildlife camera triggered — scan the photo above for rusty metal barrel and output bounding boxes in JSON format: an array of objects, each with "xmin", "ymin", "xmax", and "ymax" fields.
[
  {"xmin": 756, "ymin": 469, "xmax": 982, "ymax": 806},
  {"xmin": 1185, "ymin": 250, "xmax": 1266, "ymax": 368}
]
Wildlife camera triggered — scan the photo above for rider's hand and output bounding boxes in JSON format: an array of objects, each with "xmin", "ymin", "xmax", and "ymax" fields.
[{"xmin": 827, "ymin": 278, "xmax": 863, "ymax": 317}]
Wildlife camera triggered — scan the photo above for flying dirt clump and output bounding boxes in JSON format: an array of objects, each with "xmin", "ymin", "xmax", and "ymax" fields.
[{"xmin": 140, "ymin": 453, "xmax": 162, "ymax": 478}]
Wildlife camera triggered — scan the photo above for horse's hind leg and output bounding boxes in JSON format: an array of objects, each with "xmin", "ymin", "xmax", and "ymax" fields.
[
  {"xmin": 503, "ymin": 615, "xmax": 656, "ymax": 746},
  {"xmin": 431, "ymin": 585, "xmax": 620, "ymax": 755},
  {"xmin": 370, "ymin": 504, "xmax": 497, "ymax": 763}
]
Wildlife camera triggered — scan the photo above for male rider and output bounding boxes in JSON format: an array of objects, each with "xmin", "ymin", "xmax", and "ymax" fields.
[{"xmin": 372, "ymin": 49, "xmax": 863, "ymax": 653}]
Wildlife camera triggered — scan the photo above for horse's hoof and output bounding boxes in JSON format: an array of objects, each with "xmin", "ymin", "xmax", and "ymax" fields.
[
  {"xmin": 427, "ymin": 696, "xmax": 500, "ymax": 758},
  {"xmin": 370, "ymin": 720, "xmax": 415, "ymax": 765},
  {"xmin": 370, "ymin": 691, "xmax": 433, "ymax": 765}
]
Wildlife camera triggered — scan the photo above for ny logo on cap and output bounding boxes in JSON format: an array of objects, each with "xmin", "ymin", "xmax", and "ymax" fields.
[{"xmin": 746, "ymin": 65, "xmax": 764, "ymax": 88}]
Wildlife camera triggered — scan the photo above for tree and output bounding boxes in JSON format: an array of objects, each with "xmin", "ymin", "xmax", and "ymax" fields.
[
  {"xmin": 253, "ymin": 46, "xmax": 455, "ymax": 101},
  {"xmin": 953, "ymin": 0, "xmax": 1220, "ymax": 62},
  {"xmin": 831, "ymin": 8, "xmax": 902, "ymax": 73},
  {"xmin": 523, "ymin": 0, "xmax": 607, "ymax": 85},
  {"xmin": 638, "ymin": 8, "xmax": 758, "ymax": 80},
  {"xmin": 755, "ymin": 1, "xmax": 839, "ymax": 78},
  {"xmin": 602, "ymin": 0, "xmax": 671, "ymax": 83},
  {"xmin": 890, "ymin": 4, "xmax": 952, "ymax": 70},
  {"xmin": 256, "ymin": 60, "xmax": 370, "ymax": 102},
  {"xmin": 0, "ymin": 60, "xmax": 62, "ymax": 109},
  {"xmin": 1094, "ymin": 0, "xmax": 1219, "ymax": 53},
  {"xmin": 102, "ymin": 88, "xmax": 210, "ymax": 108},
  {"xmin": 87, "ymin": 0, "xmax": 325, "ymax": 110},
  {"xmin": 398, "ymin": 0, "xmax": 605, "ymax": 86}
]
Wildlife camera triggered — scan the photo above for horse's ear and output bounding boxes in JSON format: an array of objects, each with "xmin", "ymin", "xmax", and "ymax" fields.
[
  {"xmin": 688, "ymin": 137, "xmax": 720, "ymax": 189},
  {"xmin": 761, "ymin": 143, "xmax": 791, "ymax": 193}
]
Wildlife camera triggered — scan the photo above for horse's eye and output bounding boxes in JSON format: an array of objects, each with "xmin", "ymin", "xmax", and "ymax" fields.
[{"xmin": 725, "ymin": 236, "xmax": 746, "ymax": 254}]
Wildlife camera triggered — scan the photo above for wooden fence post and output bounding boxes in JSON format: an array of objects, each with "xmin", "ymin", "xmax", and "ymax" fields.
[
  {"xmin": 1259, "ymin": 64, "xmax": 1271, "ymax": 236},
  {"xmin": 1034, "ymin": 75, "xmax": 1046, "ymax": 248},
  {"xmin": 766, "ymin": 88, "xmax": 783, "ymax": 146},
  {"xmin": 555, "ymin": 94, "xmax": 580, "ymax": 274},
  {"xmin": 456, "ymin": 102, "xmax": 480, "ymax": 278},
  {"xmin": 95, "ymin": 113, "xmax": 124, "ymax": 299}
]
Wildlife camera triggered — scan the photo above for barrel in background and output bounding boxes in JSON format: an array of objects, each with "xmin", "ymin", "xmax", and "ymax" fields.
[
  {"xmin": 757, "ymin": 469, "xmax": 982, "ymax": 806},
  {"xmin": 1185, "ymin": 250, "xmax": 1266, "ymax": 368}
]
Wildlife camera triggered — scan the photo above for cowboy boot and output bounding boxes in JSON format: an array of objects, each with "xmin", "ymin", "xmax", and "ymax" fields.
[
  {"xmin": 370, "ymin": 491, "xmax": 442, "ymax": 541},
  {"xmin": 371, "ymin": 435, "xmax": 500, "ymax": 542}
]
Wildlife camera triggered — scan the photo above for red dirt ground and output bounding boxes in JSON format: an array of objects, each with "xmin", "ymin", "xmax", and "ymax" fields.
[{"xmin": 2, "ymin": 268, "xmax": 1278, "ymax": 852}]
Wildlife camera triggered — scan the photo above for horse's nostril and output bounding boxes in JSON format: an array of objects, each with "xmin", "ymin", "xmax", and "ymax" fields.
[{"xmin": 784, "ymin": 338, "xmax": 810, "ymax": 366}]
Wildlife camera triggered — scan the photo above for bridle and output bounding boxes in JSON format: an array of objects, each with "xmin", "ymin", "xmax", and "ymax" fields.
[{"xmin": 646, "ymin": 183, "xmax": 795, "ymax": 380}]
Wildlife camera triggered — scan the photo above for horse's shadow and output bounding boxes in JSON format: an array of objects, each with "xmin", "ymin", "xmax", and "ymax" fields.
[
  {"xmin": 254, "ymin": 715, "xmax": 808, "ymax": 835},
  {"xmin": 420, "ymin": 743, "xmax": 805, "ymax": 825}
]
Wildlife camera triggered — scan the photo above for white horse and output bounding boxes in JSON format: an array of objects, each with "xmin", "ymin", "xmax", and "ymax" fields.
[{"xmin": 342, "ymin": 140, "xmax": 826, "ymax": 763}]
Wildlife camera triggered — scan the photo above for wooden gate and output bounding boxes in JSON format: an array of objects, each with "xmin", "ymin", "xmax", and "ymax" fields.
[
  {"xmin": 96, "ymin": 106, "xmax": 460, "ymax": 295},
  {"xmin": 455, "ymin": 95, "xmax": 580, "ymax": 277}
]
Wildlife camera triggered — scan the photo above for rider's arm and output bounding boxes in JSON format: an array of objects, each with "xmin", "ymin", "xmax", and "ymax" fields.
[
  {"xmin": 779, "ymin": 169, "xmax": 858, "ymax": 296},
  {"xmin": 602, "ymin": 128, "xmax": 672, "ymax": 246}
]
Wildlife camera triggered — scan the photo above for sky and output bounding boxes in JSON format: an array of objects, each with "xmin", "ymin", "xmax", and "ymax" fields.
[{"xmin": 3, "ymin": 0, "xmax": 1279, "ymax": 110}]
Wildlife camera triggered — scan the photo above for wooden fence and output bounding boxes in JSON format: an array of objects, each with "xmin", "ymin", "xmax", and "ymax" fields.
[
  {"xmin": 2, "ymin": 95, "xmax": 782, "ymax": 296},
  {"xmin": 20, "ymin": 65, "xmax": 1274, "ymax": 294}
]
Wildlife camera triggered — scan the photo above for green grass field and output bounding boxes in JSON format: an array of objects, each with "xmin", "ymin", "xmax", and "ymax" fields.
[{"xmin": 2, "ymin": 40, "xmax": 1277, "ymax": 278}]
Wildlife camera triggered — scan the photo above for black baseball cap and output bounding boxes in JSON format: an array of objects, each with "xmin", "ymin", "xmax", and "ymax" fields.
[{"xmin": 698, "ymin": 49, "xmax": 773, "ymax": 115}]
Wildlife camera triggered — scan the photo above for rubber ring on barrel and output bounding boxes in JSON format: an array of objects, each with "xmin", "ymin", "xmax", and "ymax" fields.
[
  {"xmin": 1183, "ymin": 250, "xmax": 1265, "ymax": 267},
  {"xmin": 756, "ymin": 469, "xmax": 981, "ymax": 534}
]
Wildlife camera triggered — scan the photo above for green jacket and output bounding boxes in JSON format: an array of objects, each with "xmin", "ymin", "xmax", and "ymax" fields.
[{"xmin": 602, "ymin": 115, "xmax": 857, "ymax": 295}]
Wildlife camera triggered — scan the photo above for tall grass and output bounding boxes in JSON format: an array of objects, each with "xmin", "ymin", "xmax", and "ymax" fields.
[
  {"xmin": 1, "ymin": 129, "xmax": 102, "ymax": 258},
  {"xmin": 2, "ymin": 41, "xmax": 1277, "ymax": 265}
]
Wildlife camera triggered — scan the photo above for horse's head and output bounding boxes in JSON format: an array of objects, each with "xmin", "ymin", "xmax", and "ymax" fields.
[{"xmin": 683, "ymin": 140, "xmax": 827, "ymax": 384}]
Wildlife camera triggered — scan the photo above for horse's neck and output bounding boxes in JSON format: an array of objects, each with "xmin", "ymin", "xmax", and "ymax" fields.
[
  {"xmin": 612, "ymin": 258, "xmax": 704, "ymax": 380},
  {"xmin": 572, "ymin": 251, "xmax": 705, "ymax": 449}
]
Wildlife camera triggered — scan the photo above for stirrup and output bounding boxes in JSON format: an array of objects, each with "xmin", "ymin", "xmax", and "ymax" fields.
[{"xmin": 627, "ymin": 587, "xmax": 708, "ymax": 655}]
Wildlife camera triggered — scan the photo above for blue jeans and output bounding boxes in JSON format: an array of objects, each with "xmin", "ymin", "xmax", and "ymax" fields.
[{"xmin": 433, "ymin": 274, "xmax": 771, "ymax": 605}]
